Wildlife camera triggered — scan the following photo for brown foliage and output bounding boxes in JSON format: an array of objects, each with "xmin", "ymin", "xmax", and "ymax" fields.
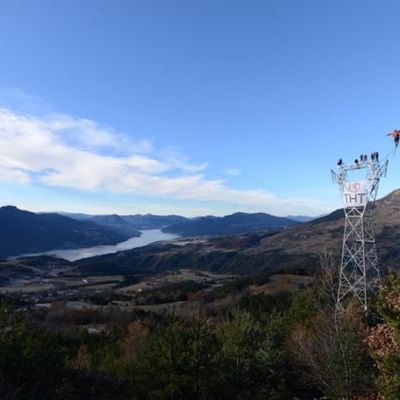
[
  {"xmin": 121, "ymin": 320, "xmax": 150, "ymax": 364},
  {"xmin": 366, "ymin": 325, "xmax": 399, "ymax": 362},
  {"xmin": 75, "ymin": 344, "xmax": 91, "ymax": 370}
]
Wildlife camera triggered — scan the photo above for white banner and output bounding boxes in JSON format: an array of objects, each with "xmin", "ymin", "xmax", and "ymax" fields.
[{"xmin": 343, "ymin": 180, "xmax": 368, "ymax": 208}]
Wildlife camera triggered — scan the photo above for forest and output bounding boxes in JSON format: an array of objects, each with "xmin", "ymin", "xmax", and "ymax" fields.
[{"xmin": 0, "ymin": 261, "xmax": 399, "ymax": 400}]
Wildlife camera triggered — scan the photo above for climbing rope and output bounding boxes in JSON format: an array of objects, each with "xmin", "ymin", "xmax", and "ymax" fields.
[{"xmin": 381, "ymin": 146, "xmax": 397, "ymax": 163}]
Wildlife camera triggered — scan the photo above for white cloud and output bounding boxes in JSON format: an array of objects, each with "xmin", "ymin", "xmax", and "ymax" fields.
[
  {"xmin": 0, "ymin": 165, "xmax": 30, "ymax": 184},
  {"xmin": 44, "ymin": 113, "xmax": 153, "ymax": 154},
  {"xmin": 0, "ymin": 108, "xmax": 330, "ymax": 215}
]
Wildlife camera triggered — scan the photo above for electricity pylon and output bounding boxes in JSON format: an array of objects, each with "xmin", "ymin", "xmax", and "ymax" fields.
[{"xmin": 331, "ymin": 155, "xmax": 388, "ymax": 312}]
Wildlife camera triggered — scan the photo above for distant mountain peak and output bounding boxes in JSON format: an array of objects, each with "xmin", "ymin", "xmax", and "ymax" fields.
[{"xmin": 1, "ymin": 205, "xmax": 20, "ymax": 211}]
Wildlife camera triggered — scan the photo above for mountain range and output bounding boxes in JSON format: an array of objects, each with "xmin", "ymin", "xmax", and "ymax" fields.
[
  {"xmin": 162, "ymin": 212, "xmax": 298, "ymax": 236},
  {"xmin": 75, "ymin": 189, "xmax": 400, "ymax": 276},
  {"xmin": 0, "ymin": 206, "xmax": 132, "ymax": 259},
  {"xmin": 0, "ymin": 207, "xmax": 303, "ymax": 259},
  {"xmin": 2, "ymin": 188, "xmax": 400, "ymax": 276},
  {"xmin": 61, "ymin": 212, "xmax": 188, "ymax": 232},
  {"xmin": 60, "ymin": 211, "xmax": 299, "ymax": 237}
]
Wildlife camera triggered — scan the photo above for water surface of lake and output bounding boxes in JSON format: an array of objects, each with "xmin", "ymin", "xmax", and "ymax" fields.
[{"xmin": 18, "ymin": 229, "xmax": 179, "ymax": 262}]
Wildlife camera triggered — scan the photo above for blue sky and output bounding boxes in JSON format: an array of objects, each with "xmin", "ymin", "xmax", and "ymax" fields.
[{"xmin": 0, "ymin": 0, "xmax": 399, "ymax": 216}]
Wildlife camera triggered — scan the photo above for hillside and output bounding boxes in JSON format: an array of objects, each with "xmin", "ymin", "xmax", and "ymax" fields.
[
  {"xmin": 162, "ymin": 212, "xmax": 298, "ymax": 237},
  {"xmin": 76, "ymin": 189, "xmax": 400, "ymax": 276},
  {"xmin": 61, "ymin": 212, "xmax": 188, "ymax": 231},
  {"xmin": 286, "ymin": 215, "xmax": 315, "ymax": 222},
  {"xmin": 121, "ymin": 214, "xmax": 188, "ymax": 229},
  {"xmin": 0, "ymin": 206, "xmax": 131, "ymax": 259},
  {"xmin": 89, "ymin": 214, "xmax": 141, "ymax": 237}
]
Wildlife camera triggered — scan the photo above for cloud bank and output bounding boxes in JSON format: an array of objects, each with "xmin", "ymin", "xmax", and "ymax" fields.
[{"xmin": 0, "ymin": 108, "xmax": 328, "ymax": 215}]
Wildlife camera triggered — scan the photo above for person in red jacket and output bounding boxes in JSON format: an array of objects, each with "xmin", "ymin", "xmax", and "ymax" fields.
[{"xmin": 387, "ymin": 129, "xmax": 400, "ymax": 147}]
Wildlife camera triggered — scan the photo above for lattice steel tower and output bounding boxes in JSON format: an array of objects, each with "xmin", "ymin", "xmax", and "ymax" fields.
[{"xmin": 331, "ymin": 155, "xmax": 388, "ymax": 312}]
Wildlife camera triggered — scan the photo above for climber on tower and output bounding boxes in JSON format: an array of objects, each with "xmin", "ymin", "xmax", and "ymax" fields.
[{"xmin": 387, "ymin": 129, "xmax": 400, "ymax": 148}]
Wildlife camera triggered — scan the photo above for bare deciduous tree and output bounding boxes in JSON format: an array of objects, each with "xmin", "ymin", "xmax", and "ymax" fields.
[{"xmin": 288, "ymin": 253, "xmax": 375, "ymax": 399}]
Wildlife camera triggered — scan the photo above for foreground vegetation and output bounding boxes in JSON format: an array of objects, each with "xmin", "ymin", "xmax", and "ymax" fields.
[{"xmin": 1, "ymin": 268, "xmax": 400, "ymax": 400}]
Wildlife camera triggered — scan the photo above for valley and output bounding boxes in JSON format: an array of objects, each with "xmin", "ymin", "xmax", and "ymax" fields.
[
  {"xmin": 2, "ymin": 189, "xmax": 400, "ymax": 321},
  {"xmin": 0, "ymin": 252, "xmax": 311, "ymax": 325}
]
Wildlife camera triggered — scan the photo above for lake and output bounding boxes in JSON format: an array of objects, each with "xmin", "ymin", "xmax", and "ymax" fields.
[{"xmin": 18, "ymin": 229, "xmax": 179, "ymax": 262}]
